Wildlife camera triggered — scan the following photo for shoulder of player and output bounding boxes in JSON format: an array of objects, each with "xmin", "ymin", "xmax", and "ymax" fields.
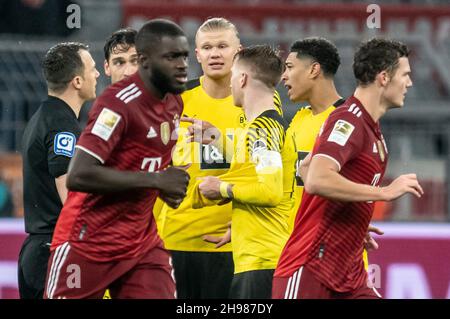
[
  {"xmin": 328, "ymin": 102, "xmax": 365, "ymax": 124},
  {"xmin": 253, "ymin": 110, "xmax": 288, "ymax": 130},
  {"xmin": 292, "ymin": 106, "xmax": 312, "ymax": 118},
  {"xmin": 101, "ymin": 78, "xmax": 147, "ymax": 107},
  {"xmin": 40, "ymin": 103, "xmax": 78, "ymax": 130}
]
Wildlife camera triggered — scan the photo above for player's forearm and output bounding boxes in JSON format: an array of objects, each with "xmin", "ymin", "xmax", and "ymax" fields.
[
  {"xmin": 231, "ymin": 168, "xmax": 283, "ymax": 207},
  {"xmin": 304, "ymin": 169, "xmax": 385, "ymax": 202},
  {"xmin": 67, "ymin": 165, "xmax": 160, "ymax": 194}
]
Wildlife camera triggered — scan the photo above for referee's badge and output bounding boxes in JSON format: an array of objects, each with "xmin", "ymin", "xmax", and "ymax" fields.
[
  {"xmin": 54, "ymin": 132, "xmax": 76, "ymax": 157},
  {"xmin": 161, "ymin": 122, "xmax": 170, "ymax": 145}
]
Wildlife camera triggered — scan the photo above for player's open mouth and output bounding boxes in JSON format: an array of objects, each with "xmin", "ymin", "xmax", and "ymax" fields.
[{"xmin": 285, "ymin": 84, "xmax": 292, "ymax": 94}]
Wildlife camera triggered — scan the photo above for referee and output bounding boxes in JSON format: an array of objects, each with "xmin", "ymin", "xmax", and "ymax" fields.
[{"xmin": 18, "ymin": 42, "xmax": 99, "ymax": 299}]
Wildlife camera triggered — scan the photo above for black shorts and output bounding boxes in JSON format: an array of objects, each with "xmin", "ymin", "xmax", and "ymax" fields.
[
  {"xmin": 170, "ymin": 250, "xmax": 234, "ymax": 299},
  {"xmin": 230, "ymin": 269, "xmax": 275, "ymax": 299},
  {"xmin": 18, "ymin": 234, "xmax": 52, "ymax": 299}
]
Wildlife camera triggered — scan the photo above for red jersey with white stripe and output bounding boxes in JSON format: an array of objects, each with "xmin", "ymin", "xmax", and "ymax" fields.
[
  {"xmin": 51, "ymin": 72, "xmax": 183, "ymax": 262},
  {"xmin": 275, "ymin": 96, "xmax": 388, "ymax": 292}
]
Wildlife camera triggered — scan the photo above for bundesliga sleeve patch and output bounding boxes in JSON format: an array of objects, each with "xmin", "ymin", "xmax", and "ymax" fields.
[
  {"xmin": 91, "ymin": 108, "xmax": 121, "ymax": 141},
  {"xmin": 327, "ymin": 119, "xmax": 355, "ymax": 146},
  {"xmin": 54, "ymin": 132, "xmax": 76, "ymax": 157}
]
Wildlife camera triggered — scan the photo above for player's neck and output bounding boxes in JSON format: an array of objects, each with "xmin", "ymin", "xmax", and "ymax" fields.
[
  {"xmin": 202, "ymin": 74, "xmax": 232, "ymax": 99},
  {"xmin": 243, "ymin": 90, "xmax": 274, "ymax": 122},
  {"xmin": 353, "ymin": 86, "xmax": 387, "ymax": 122},
  {"xmin": 309, "ymin": 79, "xmax": 341, "ymax": 115},
  {"xmin": 48, "ymin": 90, "xmax": 83, "ymax": 118}
]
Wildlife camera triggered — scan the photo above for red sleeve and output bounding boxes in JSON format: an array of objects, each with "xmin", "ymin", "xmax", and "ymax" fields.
[
  {"xmin": 76, "ymin": 96, "xmax": 128, "ymax": 164},
  {"xmin": 312, "ymin": 108, "xmax": 365, "ymax": 171}
]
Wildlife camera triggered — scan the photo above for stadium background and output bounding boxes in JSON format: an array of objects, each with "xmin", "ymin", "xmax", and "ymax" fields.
[{"xmin": 0, "ymin": 0, "xmax": 449, "ymax": 298}]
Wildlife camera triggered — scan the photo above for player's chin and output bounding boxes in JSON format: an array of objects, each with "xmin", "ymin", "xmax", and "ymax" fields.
[
  {"xmin": 389, "ymin": 101, "xmax": 404, "ymax": 109},
  {"xmin": 170, "ymin": 82, "xmax": 187, "ymax": 95}
]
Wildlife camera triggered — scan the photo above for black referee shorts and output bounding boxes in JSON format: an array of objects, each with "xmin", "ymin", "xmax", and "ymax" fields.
[
  {"xmin": 170, "ymin": 250, "xmax": 234, "ymax": 299},
  {"xmin": 18, "ymin": 234, "xmax": 52, "ymax": 299},
  {"xmin": 230, "ymin": 269, "xmax": 275, "ymax": 299}
]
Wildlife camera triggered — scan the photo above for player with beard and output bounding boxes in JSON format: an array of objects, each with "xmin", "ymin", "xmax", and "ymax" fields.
[{"xmin": 44, "ymin": 19, "xmax": 190, "ymax": 299}]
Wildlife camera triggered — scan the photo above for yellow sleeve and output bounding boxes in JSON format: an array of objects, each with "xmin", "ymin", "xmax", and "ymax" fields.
[
  {"xmin": 190, "ymin": 179, "xmax": 223, "ymax": 209},
  {"xmin": 231, "ymin": 116, "xmax": 285, "ymax": 207}
]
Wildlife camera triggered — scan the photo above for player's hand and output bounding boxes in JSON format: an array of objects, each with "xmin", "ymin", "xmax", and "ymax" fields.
[
  {"xmin": 203, "ymin": 222, "xmax": 231, "ymax": 248},
  {"xmin": 364, "ymin": 224, "xmax": 384, "ymax": 251},
  {"xmin": 181, "ymin": 116, "xmax": 221, "ymax": 145},
  {"xmin": 159, "ymin": 192, "xmax": 184, "ymax": 209},
  {"xmin": 199, "ymin": 176, "xmax": 222, "ymax": 200},
  {"xmin": 298, "ymin": 152, "xmax": 311, "ymax": 183},
  {"xmin": 382, "ymin": 174, "xmax": 424, "ymax": 201},
  {"xmin": 157, "ymin": 165, "xmax": 190, "ymax": 199}
]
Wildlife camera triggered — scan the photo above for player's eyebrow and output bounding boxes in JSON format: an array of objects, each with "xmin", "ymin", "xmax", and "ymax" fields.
[{"xmin": 165, "ymin": 51, "xmax": 189, "ymax": 58}]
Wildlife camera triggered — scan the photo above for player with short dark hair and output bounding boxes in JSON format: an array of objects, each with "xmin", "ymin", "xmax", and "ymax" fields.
[
  {"xmin": 19, "ymin": 42, "xmax": 99, "ymax": 299},
  {"xmin": 191, "ymin": 45, "xmax": 296, "ymax": 299},
  {"xmin": 273, "ymin": 38, "xmax": 423, "ymax": 299},
  {"xmin": 43, "ymin": 19, "xmax": 190, "ymax": 299},
  {"xmin": 284, "ymin": 37, "xmax": 344, "ymax": 231},
  {"xmin": 284, "ymin": 37, "xmax": 383, "ymax": 270},
  {"xmin": 103, "ymin": 28, "xmax": 138, "ymax": 84}
]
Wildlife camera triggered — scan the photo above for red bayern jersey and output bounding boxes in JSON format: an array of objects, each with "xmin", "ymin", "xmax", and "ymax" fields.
[
  {"xmin": 51, "ymin": 72, "xmax": 183, "ymax": 262},
  {"xmin": 275, "ymin": 96, "xmax": 388, "ymax": 292}
]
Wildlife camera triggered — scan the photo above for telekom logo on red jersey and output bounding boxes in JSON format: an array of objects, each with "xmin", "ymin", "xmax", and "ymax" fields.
[{"xmin": 141, "ymin": 157, "xmax": 162, "ymax": 172}]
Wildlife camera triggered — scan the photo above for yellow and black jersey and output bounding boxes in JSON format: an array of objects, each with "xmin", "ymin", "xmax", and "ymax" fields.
[
  {"xmin": 155, "ymin": 77, "xmax": 284, "ymax": 253},
  {"xmin": 286, "ymin": 103, "xmax": 339, "ymax": 232},
  {"xmin": 192, "ymin": 109, "xmax": 296, "ymax": 273}
]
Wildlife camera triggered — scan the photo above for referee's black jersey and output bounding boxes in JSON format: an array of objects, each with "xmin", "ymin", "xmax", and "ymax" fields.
[{"xmin": 21, "ymin": 96, "xmax": 81, "ymax": 234}]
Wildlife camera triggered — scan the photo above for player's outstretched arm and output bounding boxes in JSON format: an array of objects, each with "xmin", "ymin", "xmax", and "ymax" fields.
[
  {"xmin": 305, "ymin": 155, "xmax": 423, "ymax": 202},
  {"xmin": 181, "ymin": 116, "xmax": 233, "ymax": 163},
  {"xmin": 66, "ymin": 149, "xmax": 189, "ymax": 202}
]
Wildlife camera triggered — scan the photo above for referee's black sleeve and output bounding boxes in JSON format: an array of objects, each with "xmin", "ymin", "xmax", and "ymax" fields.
[{"xmin": 45, "ymin": 118, "xmax": 80, "ymax": 178}]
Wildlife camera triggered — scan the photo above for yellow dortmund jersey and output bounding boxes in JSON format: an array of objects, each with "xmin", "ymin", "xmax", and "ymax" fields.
[
  {"xmin": 287, "ymin": 105, "xmax": 336, "ymax": 232},
  {"xmin": 156, "ymin": 77, "xmax": 283, "ymax": 252},
  {"xmin": 220, "ymin": 110, "xmax": 297, "ymax": 273}
]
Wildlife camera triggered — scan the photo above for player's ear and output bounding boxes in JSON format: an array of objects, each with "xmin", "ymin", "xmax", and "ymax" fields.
[
  {"xmin": 72, "ymin": 75, "xmax": 83, "ymax": 90},
  {"xmin": 309, "ymin": 62, "xmax": 321, "ymax": 79},
  {"xmin": 138, "ymin": 53, "xmax": 149, "ymax": 69},
  {"xmin": 240, "ymin": 72, "xmax": 247, "ymax": 88},
  {"xmin": 377, "ymin": 70, "xmax": 390, "ymax": 87},
  {"xmin": 104, "ymin": 60, "xmax": 111, "ymax": 77},
  {"xmin": 195, "ymin": 48, "xmax": 201, "ymax": 63}
]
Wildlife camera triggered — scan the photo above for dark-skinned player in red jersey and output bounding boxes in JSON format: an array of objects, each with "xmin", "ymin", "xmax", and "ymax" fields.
[
  {"xmin": 273, "ymin": 38, "xmax": 424, "ymax": 299},
  {"xmin": 44, "ymin": 19, "xmax": 190, "ymax": 299}
]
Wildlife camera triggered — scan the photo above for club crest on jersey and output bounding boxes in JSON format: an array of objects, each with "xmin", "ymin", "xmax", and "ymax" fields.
[
  {"xmin": 92, "ymin": 108, "xmax": 121, "ymax": 141},
  {"xmin": 54, "ymin": 132, "xmax": 76, "ymax": 157},
  {"xmin": 237, "ymin": 113, "xmax": 246, "ymax": 127},
  {"xmin": 377, "ymin": 140, "xmax": 385, "ymax": 162},
  {"xmin": 161, "ymin": 122, "xmax": 170, "ymax": 145},
  {"xmin": 327, "ymin": 119, "xmax": 354, "ymax": 146}
]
